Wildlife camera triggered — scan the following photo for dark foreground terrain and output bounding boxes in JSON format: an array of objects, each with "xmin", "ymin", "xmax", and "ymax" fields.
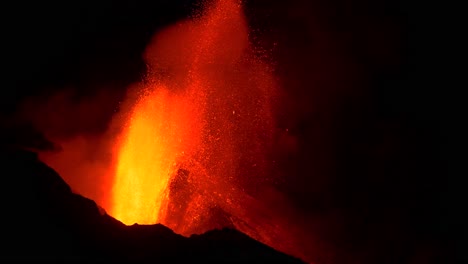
[{"xmin": 0, "ymin": 147, "xmax": 303, "ymax": 262}]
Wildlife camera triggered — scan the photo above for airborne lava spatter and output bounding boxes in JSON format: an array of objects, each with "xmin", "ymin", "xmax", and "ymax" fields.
[
  {"xmin": 106, "ymin": 0, "xmax": 312, "ymax": 259},
  {"xmin": 110, "ymin": 0, "xmax": 276, "ymax": 231},
  {"xmin": 31, "ymin": 0, "xmax": 311, "ymax": 261}
]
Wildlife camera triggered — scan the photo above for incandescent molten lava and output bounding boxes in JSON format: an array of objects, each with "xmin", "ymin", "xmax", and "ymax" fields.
[
  {"xmin": 110, "ymin": 0, "xmax": 276, "ymax": 234},
  {"xmin": 31, "ymin": 0, "xmax": 314, "ymax": 261},
  {"xmin": 111, "ymin": 86, "xmax": 204, "ymax": 225}
]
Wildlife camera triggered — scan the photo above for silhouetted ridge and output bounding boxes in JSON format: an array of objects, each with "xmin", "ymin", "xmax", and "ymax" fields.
[{"xmin": 0, "ymin": 147, "xmax": 303, "ymax": 263}]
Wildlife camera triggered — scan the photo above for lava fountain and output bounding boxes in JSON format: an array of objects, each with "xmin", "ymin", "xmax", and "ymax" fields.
[
  {"xmin": 30, "ymin": 0, "xmax": 312, "ymax": 260},
  {"xmin": 110, "ymin": 0, "xmax": 277, "ymax": 235}
]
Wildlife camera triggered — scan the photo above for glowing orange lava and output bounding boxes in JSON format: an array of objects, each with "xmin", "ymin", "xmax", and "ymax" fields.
[
  {"xmin": 111, "ymin": 86, "xmax": 204, "ymax": 224},
  {"xmin": 104, "ymin": 1, "xmax": 312, "ymax": 258},
  {"xmin": 36, "ymin": 0, "xmax": 310, "ymax": 261},
  {"xmin": 110, "ymin": 0, "xmax": 275, "ymax": 229}
]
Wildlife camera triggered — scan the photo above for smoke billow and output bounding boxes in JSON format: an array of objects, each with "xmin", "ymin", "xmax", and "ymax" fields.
[{"xmin": 13, "ymin": 87, "xmax": 121, "ymax": 209}]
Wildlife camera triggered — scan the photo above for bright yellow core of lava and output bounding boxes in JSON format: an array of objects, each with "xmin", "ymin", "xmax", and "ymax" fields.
[{"xmin": 111, "ymin": 86, "xmax": 202, "ymax": 225}]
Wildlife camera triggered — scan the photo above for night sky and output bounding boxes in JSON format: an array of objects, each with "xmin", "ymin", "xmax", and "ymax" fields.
[{"xmin": 1, "ymin": 0, "xmax": 462, "ymax": 263}]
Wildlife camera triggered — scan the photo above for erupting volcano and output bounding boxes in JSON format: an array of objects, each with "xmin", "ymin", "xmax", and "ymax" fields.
[
  {"xmin": 33, "ymin": 0, "xmax": 308, "ymax": 261},
  {"xmin": 111, "ymin": 0, "xmax": 276, "ymax": 235},
  {"xmin": 3, "ymin": 0, "xmax": 443, "ymax": 262}
]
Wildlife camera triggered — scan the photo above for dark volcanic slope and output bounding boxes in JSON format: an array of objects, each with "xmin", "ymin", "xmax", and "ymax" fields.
[{"xmin": 0, "ymin": 147, "xmax": 303, "ymax": 263}]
